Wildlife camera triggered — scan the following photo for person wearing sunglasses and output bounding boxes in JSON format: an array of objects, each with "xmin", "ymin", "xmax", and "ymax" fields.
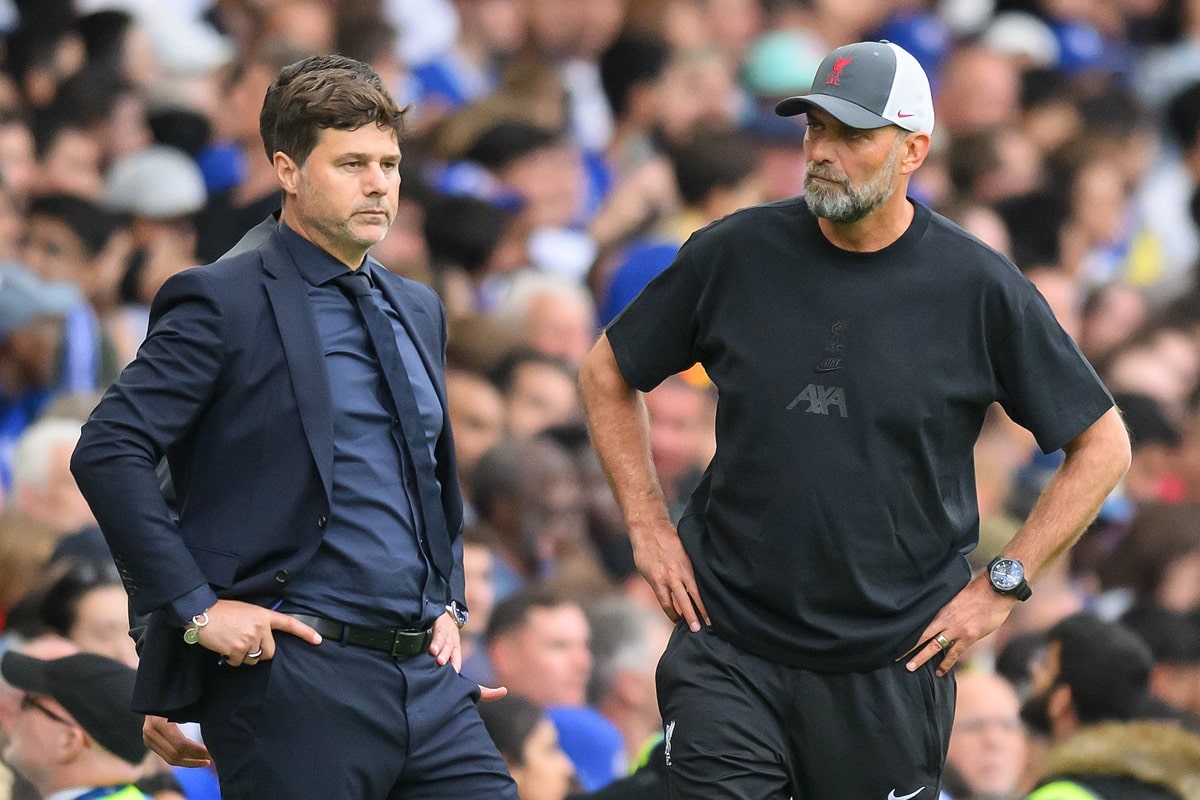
[{"xmin": 1, "ymin": 650, "xmax": 149, "ymax": 800}]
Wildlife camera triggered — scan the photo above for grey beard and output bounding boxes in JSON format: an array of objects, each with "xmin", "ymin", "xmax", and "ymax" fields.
[{"xmin": 803, "ymin": 145, "xmax": 900, "ymax": 224}]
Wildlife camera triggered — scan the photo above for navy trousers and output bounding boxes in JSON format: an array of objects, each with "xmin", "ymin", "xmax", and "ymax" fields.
[{"xmin": 197, "ymin": 633, "xmax": 517, "ymax": 799}]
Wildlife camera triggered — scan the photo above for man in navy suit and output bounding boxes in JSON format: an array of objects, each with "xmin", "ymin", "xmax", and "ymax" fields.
[{"xmin": 71, "ymin": 55, "xmax": 518, "ymax": 799}]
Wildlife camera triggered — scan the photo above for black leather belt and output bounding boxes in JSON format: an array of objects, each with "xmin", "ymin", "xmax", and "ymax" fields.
[{"xmin": 288, "ymin": 614, "xmax": 432, "ymax": 659}]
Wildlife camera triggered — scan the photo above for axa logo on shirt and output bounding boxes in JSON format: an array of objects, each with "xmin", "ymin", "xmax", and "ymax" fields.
[{"xmin": 787, "ymin": 383, "xmax": 848, "ymax": 417}]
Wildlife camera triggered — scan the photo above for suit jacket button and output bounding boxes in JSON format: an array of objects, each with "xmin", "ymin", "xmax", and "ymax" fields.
[
  {"xmin": 317, "ymin": 515, "xmax": 328, "ymax": 529},
  {"xmin": 275, "ymin": 570, "xmax": 289, "ymax": 584}
]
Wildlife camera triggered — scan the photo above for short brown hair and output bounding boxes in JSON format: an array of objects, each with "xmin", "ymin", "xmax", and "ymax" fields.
[{"xmin": 260, "ymin": 55, "xmax": 406, "ymax": 166}]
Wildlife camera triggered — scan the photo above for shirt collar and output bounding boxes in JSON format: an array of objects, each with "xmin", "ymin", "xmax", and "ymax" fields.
[{"xmin": 276, "ymin": 221, "xmax": 372, "ymax": 288}]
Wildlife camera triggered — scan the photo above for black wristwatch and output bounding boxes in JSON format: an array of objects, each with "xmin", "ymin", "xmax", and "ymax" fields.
[
  {"xmin": 446, "ymin": 601, "xmax": 468, "ymax": 629},
  {"xmin": 987, "ymin": 557, "xmax": 1032, "ymax": 601}
]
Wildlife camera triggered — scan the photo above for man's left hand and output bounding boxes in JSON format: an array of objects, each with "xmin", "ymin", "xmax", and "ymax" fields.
[
  {"xmin": 902, "ymin": 575, "xmax": 1017, "ymax": 676},
  {"xmin": 429, "ymin": 611, "xmax": 462, "ymax": 671},
  {"xmin": 428, "ymin": 611, "xmax": 509, "ymax": 702}
]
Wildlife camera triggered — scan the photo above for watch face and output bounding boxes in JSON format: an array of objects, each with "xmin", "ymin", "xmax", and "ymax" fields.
[{"xmin": 990, "ymin": 559, "xmax": 1025, "ymax": 591}]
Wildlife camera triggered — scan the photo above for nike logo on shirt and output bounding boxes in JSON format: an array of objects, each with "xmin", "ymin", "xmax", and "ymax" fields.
[{"xmin": 888, "ymin": 788, "xmax": 925, "ymax": 800}]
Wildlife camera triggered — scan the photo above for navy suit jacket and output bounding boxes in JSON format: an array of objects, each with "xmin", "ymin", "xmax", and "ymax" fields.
[{"xmin": 71, "ymin": 225, "xmax": 465, "ymax": 718}]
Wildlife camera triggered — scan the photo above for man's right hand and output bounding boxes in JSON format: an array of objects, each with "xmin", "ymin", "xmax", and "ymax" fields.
[
  {"xmin": 631, "ymin": 520, "xmax": 710, "ymax": 632},
  {"xmin": 144, "ymin": 715, "xmax": 210, "ymax": 767},
  {"xmin": 191, "ymin": 599, "xmax": 322, "ymax": 666}
]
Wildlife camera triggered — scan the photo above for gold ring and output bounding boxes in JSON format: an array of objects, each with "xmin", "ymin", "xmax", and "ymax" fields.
[{"xmin": 934, "ymin": 634, "xmax": 952, "ymax": 650}]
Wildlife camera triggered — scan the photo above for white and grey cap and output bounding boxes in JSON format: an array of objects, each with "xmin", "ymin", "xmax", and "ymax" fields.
[{"xmin": 775, "ymin": 41, "xmax": 935, "ymax": 135}]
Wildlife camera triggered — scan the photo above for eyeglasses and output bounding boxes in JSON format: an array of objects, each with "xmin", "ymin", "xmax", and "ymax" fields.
[{"xmin": 19, "ymin": 694, "xmax": 74, "ymax": 726}]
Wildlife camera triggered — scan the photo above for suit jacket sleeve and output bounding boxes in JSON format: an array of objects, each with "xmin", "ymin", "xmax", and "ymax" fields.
[{"xmin": 71, "ymin": 267, "xmax": 226, "ymax": 621}]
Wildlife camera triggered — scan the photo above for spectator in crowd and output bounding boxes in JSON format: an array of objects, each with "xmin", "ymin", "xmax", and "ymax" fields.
[
  {"xmin": 10, "ymin": 416, "xmax": 96, "ymax": 540},
  {"xmin": 944, "ymin": 670, "xmax": 1029, "ymax": 800},
  {"xmin": 36, "ymin": 560, "xmax": 137, "ymax": 668},
  {"xmin": 0, "ymin": 635, "xmax": 81, "ymax": 800},
  {"xmin": 1022, "ymin": 612, "xmax": 1200, "ymax": 799},
  {"xmin": 21, "ymin": 193, "xmax": 133, "ymax": 380},
  {"xmin": 486, "ymin": 589, "xmax": 623, "ymax": 790},
  {"xmin": 409, "ymin": 0, "xmax": 526, "ymax": 114},
  {"xmin": 445, "ymin": 367, "xmax": 506, "ymax": 512},
  {"xmin": 422, "ymin": 193, "xmax": 524, "ymax": 316},
  {"xmin": 934, "ymin": 46, "xmax": 1022, "ymax": 136},
  {"xmin": 0, "ymin": 265, "xmax": 79, "ymax": 491},
  {"xmin": 642, "ymin": 374, "xmax": 715, "ymax": 522},
  {"xmin": 486, "ymin": 590, "xmax": 592, "ymax": 713},
  {"xmin": 102, "ymin": 144, "xmax": 206, "ymax": 307},
  {"xmin": 0, "ymin": 512, "xmax": 59, "ymax": 638},
  {"xmin": 1098, "ymin": 502, "xmax": 1200, "ymax": 614},
  {"xmin": 541, "ymin": 422, "xmax": 637, "ymax": 592},
  {"xmin": 1134, "ymin": 80, "xmax": 1200, "ymax": 300},
  {"xmin": 1077, "ymin": 282, "xmax": 1147, "ymax": 365},
  {"xmin": 0, "ymin": 650, "xmax": 149, "ymax": 800},
  {"xmin": 29, "ymin": 110, "xmax": 104, "ymax": 201},
  {"xmin": 1121, "ymin": 603, "xmax": 1200, "ymax": 721},
  {"xmin": 463, "ymin": 121, "xmax": 596, "ymax": 279},
  {"xmin": 471, "ymin": 436, "xmax": 600, "ymax": 599},
  {"xmin": 488, "ymin": 349, "xmax": 583, "ymax": 438},
  {"xmin": 478, "ymin": 693, "xmax": 579, "ymax": 800},
  {"xmin": 598, "ymin": 32, "xmax": 672, "ymax": 179},
  {"xmin": 192, "ymin": 39, "xmax": 310, "ymax": 263},
  {"xmin": 585, "ymin": 595, "xmax": 672, "ymax": 767},
  {"xmin": 460, "ymin": 523, "xmax": 500, "ymax": 685},
  {"xmin": 1109, "ymin": 392, "xmax": 1184, "ymax": 504},
  {"xmin": 134, "ymin": 771, "xmax": 187, "ymax": 800},
  {"xmin": 495, "ymin": 272, "xmax": 597, "ymax": 368},
  {"xmin": 0, "ymin": 113, "xmax": 37, "ymax": 207}
]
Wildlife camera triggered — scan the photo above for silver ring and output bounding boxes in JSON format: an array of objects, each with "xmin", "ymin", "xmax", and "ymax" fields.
[
  {"xmin": 934, "ymin": 634, "xmax": 952, "ymax": 650},
  {"xmin": 246, "ymin": 648, "xmax": 263, "ymax": 659}
]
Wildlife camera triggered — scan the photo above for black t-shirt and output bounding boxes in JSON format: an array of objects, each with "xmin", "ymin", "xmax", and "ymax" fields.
[{"xmin": 607, "ymin": 198, "xmax": 1113, "ymax": 672}]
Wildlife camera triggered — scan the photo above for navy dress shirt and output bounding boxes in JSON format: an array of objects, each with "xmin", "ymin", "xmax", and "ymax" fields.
[{"xmin": 275, "ymin": 224, "xmax": 446, "ymax": 628}]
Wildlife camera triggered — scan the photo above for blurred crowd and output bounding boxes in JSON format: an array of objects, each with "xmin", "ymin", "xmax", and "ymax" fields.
[{"xmin": 0, "ymin": 0, "xmax": 1197, "ymax": 798}]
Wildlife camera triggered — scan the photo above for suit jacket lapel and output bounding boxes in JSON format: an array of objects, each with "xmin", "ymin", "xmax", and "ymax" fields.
[{"xmin": 261, "ymin": 230, "xmax": 334, "ymax": 501}]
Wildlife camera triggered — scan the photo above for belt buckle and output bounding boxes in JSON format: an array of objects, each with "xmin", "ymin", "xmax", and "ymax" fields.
[
  {"xmin": 389, "ymin": 629, "xmax": 406, "ymax": 658},
  {"xmin": 390, "ymin": 628, "xmax": 424, "ymax": 658}
]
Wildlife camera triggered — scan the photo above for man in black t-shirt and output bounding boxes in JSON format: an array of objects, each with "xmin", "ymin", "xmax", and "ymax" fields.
[{"xmin": 579, "ymin": 41, "xmax": 1131, "ymax": 800}]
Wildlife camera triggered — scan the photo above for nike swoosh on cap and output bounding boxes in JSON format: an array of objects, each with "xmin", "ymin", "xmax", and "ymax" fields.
[
  {"xmin": 896, "ymin": 111, "xmax": 915, "ymax": 118},
  {"xmin": 888, "ymin": 788, "xmax": 925, "ymax": 800}
]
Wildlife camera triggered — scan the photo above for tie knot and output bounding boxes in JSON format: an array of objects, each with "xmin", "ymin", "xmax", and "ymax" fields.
[{"xmin": 332, "ymin": 269, "xmax": 371, "ymax": 298}]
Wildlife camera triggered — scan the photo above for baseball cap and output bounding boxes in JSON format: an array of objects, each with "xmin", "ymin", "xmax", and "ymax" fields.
[
  {"xmin": 105, "ymin": 145, "xmax": 207, "ymax": 219},
  {"xmin": 1, "ymin": 651, "xmax": 147, "ymax": 765},
  {"xmin": 775, "ymin": 40, "xmax": 935, "ymax": 135},
  {"xmin": 0, "ymin": 263, "xmax": 80, "ymax": 338}
]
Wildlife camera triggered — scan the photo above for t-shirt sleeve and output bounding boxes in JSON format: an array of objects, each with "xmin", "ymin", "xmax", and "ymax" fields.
[
  {"xmin": 605, "ymin": 239, "xmax": 705, "ymax": 393},
  {"xmin": 993, "ymin": 288, "xmax": 1114, "ymax": 454}
]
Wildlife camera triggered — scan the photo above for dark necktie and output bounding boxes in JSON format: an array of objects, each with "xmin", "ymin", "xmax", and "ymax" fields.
[{"xmin": 332, "ymin": 269, "xmax": 453, "ymax": 582}]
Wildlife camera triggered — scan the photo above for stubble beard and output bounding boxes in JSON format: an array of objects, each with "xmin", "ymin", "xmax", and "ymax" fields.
[
  {"xmin": 297, "ymin": 174, "xmax": 393, "ymax": 260},
  {"xmin": 803, "ymin": 141, "xmax": 901, "ymax": 224}
]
